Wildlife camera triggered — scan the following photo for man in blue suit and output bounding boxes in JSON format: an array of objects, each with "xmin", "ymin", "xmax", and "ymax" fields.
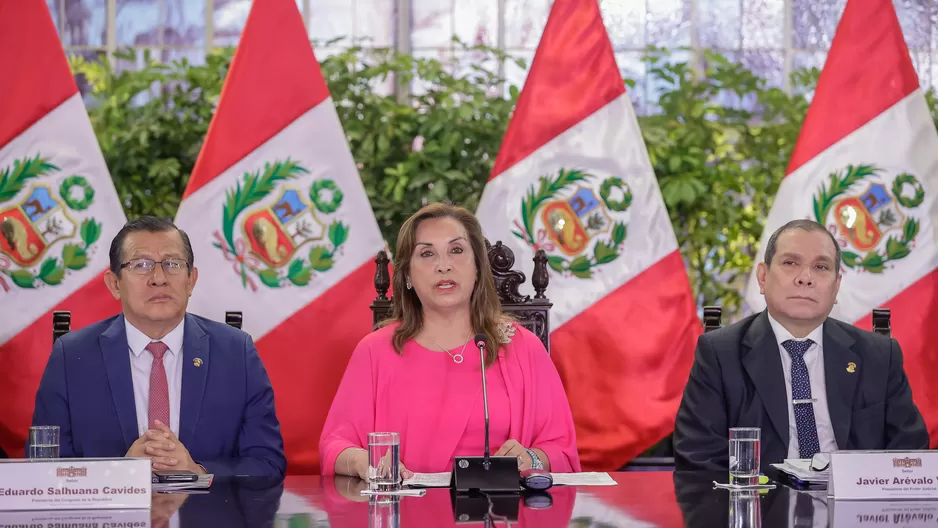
[{"xmin": 30, "ymin": 216, "xmax": 286, "ymax": 478}]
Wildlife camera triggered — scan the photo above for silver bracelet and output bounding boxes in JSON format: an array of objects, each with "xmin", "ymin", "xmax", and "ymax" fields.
[{"xmin": 525, "ymin": 448, "xmax": 544, "ymax": 469}]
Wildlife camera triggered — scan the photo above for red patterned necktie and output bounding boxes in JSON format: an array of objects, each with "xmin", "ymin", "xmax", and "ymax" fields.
[{"xmin": 147, "ymin": 341, "xmax": 170, "ymax": 429}]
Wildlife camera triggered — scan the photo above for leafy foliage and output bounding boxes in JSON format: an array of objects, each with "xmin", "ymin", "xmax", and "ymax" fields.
[
  {"xmin": 318, "ymin": 40, "xmax": 524, "ymax": 242},
  {"xmin": 70, "ymin": 48, "xmax": 234, "ymax": 219},
  {"xmin": 635, "ymin": 50, "xmax": 817, "ymax": 317}
]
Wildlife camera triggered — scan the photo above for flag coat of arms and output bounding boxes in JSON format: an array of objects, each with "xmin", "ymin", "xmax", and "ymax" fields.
[
  {"xmin": 173, "ymin": 0, "xmax": 385, "ymax": 472},
  {"xmin": 743, "ymin": 0, "xmax": 938, "ymax": 443},
  {"xmin": 476, "ymin": 0, "xmax": 701, "ymax": 469},
  {"xmin": 0, "ymin": 0, "xmax": 125, "ymax": 456}
]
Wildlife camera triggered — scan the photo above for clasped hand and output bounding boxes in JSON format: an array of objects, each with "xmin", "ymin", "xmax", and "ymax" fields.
[{"xmin": 126, "ymin": 420, "xmax": 204, "ymax": 474}]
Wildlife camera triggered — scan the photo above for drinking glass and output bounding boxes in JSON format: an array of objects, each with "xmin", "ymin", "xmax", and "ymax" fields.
[
  {"xmin": 368, "ymin": 432, "xmax": 401, "ymax": 492},
  {"xmin": 729, "ymin": 427, "xmax": 760, "ymax": 486},
  {"xmin": 29, "ymin": 426, "xmax": 60, "ymax": 459}
]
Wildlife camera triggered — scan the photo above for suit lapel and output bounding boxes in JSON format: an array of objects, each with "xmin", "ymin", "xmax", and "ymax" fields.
[
  {"xmin": 179, "ymin": 314, "xmax": 209, "ymax": 445},
  {"xmin": 100, "ymin": 315, "xmax": 138, "ymax": 449},
  {"xmin": 822, "ymin": 319, "xmax": 858, "ymax": 448},
  {"xmin": 741, "ymin": 312, "xmax": 789, "ymax": 453}
]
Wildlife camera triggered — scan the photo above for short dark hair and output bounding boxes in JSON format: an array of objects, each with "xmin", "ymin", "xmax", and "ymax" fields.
[
  {"xmin": 763, "ymin": 219, "xmax": 841, "ymax": 274},
  {"xmin": 109, "ymin": 216, "xmax": 194, "ymax": 275}
]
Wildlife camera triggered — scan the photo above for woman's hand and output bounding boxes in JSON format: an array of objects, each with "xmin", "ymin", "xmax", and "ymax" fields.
[
  {"xmin": 494, "ymin": 439, "xmax": 533, "ymax": 471},
  {"xmin": 349, "ymin": 448, "xmax": 414, "ymax": 482},
  {"xmin": 399, "ymin": 464, "xmax": 414, "ymax": 481}
]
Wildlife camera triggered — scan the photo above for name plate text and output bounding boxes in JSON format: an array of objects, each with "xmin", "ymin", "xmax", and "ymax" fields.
[
  {"xmin": 830, "ymin": 451, "xmax": 938, "ymax": 500},
  {"xmin": 0, "ymin": 458, "xmax": 151, "ymax": 511}
]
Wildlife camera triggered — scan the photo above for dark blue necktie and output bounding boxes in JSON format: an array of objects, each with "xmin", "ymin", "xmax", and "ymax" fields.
[{"xmin": 782, "ymin": 339, "xmax": 821, "ymax": 459}]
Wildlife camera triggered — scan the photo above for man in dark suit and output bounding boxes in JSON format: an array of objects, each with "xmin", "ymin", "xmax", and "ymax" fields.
[
  {"xmin": 30, "ymin": 216, "xmax": 286, "ymax": 477},
  {"xmin": 674, "ymin": 219, "xmax": 928, "ymax": 472}
]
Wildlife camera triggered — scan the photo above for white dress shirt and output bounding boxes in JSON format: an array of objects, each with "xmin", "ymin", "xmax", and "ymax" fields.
[
  {"xmin": 766, "ymin": 313, "xmax": 839, "ymax": 459},
  {"xmin": 125, "ymin": 318, "xmax": 185, "ymax": 438}
]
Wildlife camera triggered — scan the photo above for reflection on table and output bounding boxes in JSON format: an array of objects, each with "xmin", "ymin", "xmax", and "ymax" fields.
[{"xmin": 3, "ymin": 471, "xmax": 934, "ymax": 527}]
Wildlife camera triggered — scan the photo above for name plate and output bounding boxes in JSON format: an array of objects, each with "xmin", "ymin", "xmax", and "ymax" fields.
[
  {"xmin": 0, "ymin": 458, "xmax": 151, "ymax": 511},
  {"xmin": 830, "ymin": 451, "xmax": 938, "ymax": 500}
]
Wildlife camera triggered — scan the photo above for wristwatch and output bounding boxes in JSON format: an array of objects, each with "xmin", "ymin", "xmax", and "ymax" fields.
[{"xmin": 525, "ymin": 448, "xmax": 544, "ymax": 470}]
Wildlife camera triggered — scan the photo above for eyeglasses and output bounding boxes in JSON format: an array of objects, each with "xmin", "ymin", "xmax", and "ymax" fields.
[{"xmin": 120, "ymin": 258, "xmax": 188, "ymax": 276}]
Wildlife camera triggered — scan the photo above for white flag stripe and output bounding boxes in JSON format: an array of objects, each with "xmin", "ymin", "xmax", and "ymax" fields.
[
  {"xmin": 744, "ymin": 90, "xmax": 938, "ymax": 322},
  {"xmin": 175, "ymin": 99, "xmax": 385, "ymax": 340},
  {"xmin": 0, "ymin": 93, "xmax": 125, "ymax": 344},
  {"xmin": 477, "ymin": 95, "xmax": 678, "ymax": 328}
]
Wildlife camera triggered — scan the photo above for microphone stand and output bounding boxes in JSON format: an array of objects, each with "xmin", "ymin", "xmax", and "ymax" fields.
[
  {"xmin": 449, "ymin": 334, "xmax": 520, "ymax": 524},
  {"xmin": 479, "ymin": 337, "xmax": 491, "ymax": 471}
]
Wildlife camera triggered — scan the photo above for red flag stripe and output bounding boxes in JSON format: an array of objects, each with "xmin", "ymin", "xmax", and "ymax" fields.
[
  {"xmin": 255, "ymin": 260, "xmax": 378, "ymax": 473},
  {"xmin": 0, "ymin": 274, "xmax": 121, "ymax": 457},
  {"xmin": 182, "ymin": 0, "xmax": 329, "ymax": 200},
  {"xmin": 0, "ymin": 0, "xmax": 77, "ymax": 148},
  {"xmin": 550, "ymin": 251, "xmax": 700, "ymax": 470},
  {"xmin": 489, "ymin": 0, "xmax": 624, "ymax": 179},
  {"xmin": 787, "ymin": 0, "xmax": 919, "ymax": 175},
  {"xmin": 853, "ymin": 268, "xmax": 938, "ymax": 445}
]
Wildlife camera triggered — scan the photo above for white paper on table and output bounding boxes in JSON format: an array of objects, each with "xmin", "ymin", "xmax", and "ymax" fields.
[
  {"xmin": 551, "ymin": 472, "xmax": 618, "ymax": 486},
  {"xmin": 403, "ymin": 472, "xmax": 451, "ymax": 488},
  {"xmin": 405, "ymin": 471, "xmax": 618, "ymax": 487},
  {"xmin": 770, "ymin": 458, "xmax": 829, "ymax": 483}
]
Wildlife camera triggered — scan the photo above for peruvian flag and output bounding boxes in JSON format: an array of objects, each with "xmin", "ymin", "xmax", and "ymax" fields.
[
  {"xmin": 0, "ymin": 1, "xmax": 125, "ymax": 456},
  {"xmin": 173, "ymin": 0, "xmax": 385, "ymax": 472},
  {"xmin": 476, "ymin": 0, "xmax": 701, "ymax": 469},
  {"xmin": 744, "ymin": 0, "xmax": 938, "ymax": 443}
]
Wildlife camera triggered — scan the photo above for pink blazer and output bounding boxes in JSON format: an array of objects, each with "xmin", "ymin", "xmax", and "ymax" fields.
[{"xmin": 319, "ymin": 322, "xmax": 581, "ymax": 474}]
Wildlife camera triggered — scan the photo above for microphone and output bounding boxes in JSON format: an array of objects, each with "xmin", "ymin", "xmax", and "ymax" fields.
[
  {"xmin": 475, "ymin": 333, "xmax": 491, "ymax": 470},
  {"xmin": 449, "ymin": 332, "xmax": 521, "ymax": 497}
]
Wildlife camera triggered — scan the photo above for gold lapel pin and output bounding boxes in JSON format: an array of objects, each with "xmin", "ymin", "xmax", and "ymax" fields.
[
  {"xmin": 846, "ymin": 362, "xmax": 856, "ymax": 373},
  {"xmin": 193, "ymin": 358, "xmax": 203, "ymax": 368}
]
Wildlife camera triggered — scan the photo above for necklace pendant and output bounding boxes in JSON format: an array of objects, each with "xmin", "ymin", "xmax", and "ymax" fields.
[{"xmin": 451, "ymin": 353, "xmax": 464, "ymax": 364}]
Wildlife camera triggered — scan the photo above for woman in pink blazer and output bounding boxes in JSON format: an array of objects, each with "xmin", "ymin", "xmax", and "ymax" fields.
[{"xmin": 319, "ymin": 203, "xmax": 581, "ymax": 478}]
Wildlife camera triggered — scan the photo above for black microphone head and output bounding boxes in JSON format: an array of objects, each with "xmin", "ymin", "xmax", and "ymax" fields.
[{"xmin": 474, "ymin": 333, "xmax": 488, "ymax": 347}]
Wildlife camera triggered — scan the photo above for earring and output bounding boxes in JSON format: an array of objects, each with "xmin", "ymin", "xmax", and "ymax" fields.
[{"xmin": 406, "ymin": 280, "xmax": 412, "ymax": 289}]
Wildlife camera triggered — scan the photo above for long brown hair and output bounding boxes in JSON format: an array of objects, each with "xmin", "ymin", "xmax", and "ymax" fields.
[{"xmin": 380, "ymin": 202, "xmax": 505, "ymax": 366}]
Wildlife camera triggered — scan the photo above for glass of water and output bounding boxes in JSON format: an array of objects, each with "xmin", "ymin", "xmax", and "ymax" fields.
[
  {"xmin": 29, "ymin": 426, "xmax": 60, "ymax": 459},
  {"xmin": 368, "ymin": 432, "xmax": 400, "ymax": 492},
  {"xmin": 728, "ymin": 427, "xmax": 760, "ymax": 486}
]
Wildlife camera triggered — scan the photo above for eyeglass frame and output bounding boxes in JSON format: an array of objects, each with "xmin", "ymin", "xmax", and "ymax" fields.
[{"xmin": 119, "ymin": 257, "xmax": 190, "ymax": 276}]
